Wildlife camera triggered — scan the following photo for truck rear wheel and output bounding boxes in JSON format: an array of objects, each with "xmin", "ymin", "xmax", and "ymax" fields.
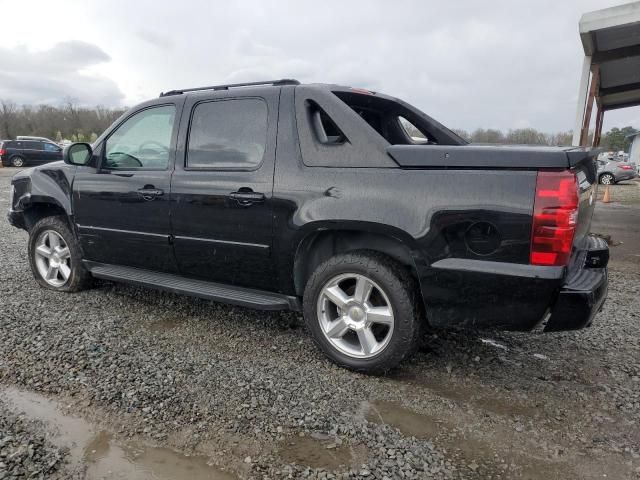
[
  {"xmin": 303, "ymin": 251, "xmax": 422, "ymax": 374},
  {"xmin": 28, "ymin": 216, "xmax": 92, "ymax": 292}
]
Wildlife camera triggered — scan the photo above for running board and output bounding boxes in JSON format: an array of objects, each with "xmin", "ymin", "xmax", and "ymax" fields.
[{"xmin": 85, "ymin": 262, "xmax": 300, "ymax": 311}]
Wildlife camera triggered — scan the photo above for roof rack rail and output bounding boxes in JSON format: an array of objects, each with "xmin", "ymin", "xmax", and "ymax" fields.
[{"xmin": 160, "ymin": 79, "xmax": 300, "ymax": 97}]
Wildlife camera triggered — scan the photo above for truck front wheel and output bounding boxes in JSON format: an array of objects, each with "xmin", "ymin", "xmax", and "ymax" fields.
[
  {"xmin": 28, "ymin": 216, "xmax": 92, "ymax": 292},
  {"xmin": 303, "ymin": 251, "xmax": 422, "ymax": 374}
]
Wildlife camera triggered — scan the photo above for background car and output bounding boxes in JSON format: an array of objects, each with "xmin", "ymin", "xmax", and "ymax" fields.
[
  {"xmin": 0, "ymin": 139, "xmax": 63, "ymax": 167},
  {"xmin": 16, "ymin": 135, "xmax": 58, "ymax": 143},
  {"xmin": 597, "ymin": 157, "xmax": 638, "ymax": 184}
]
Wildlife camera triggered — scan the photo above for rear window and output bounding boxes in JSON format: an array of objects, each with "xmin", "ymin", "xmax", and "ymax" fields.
[
  {"xmin": 333, "ymin": 90, "xmax": 466, "ymax": 146},
  {"xmin": 187, "ymin": 98, "xmax": 267, "ymax": 169}
]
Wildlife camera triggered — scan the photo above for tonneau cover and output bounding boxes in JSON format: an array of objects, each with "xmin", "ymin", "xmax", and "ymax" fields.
[{"xmin": 387, "ymin": 144, "xmax": 599, "ymax": 169}]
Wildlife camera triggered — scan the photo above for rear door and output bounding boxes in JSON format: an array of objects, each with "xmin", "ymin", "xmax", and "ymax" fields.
[
  {"xmin": 23, "ymin": 141, "xmax": 45, "ymax": 164},
  {"xmin": 73, "ymin": 101, "xmax": 183, "ymax": 272},
  {"xmin": 170, "ymin": 88, "xmax": 278, "ymax": 291}
]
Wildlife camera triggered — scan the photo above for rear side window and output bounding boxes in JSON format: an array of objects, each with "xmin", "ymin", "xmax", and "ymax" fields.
[
  {"xmin": 25, "ymin": 141, "xmax": 43, "ymax": 150},
  {"xmin": 187, "ymin": 98, "xmax": 267, "ymax": 169}
]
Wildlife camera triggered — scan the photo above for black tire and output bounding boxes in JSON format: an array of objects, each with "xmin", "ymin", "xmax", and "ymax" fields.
[
  {"xmin": 28, "ymin": 216, "xmax": 92, "ymax": 292},
  {"xmin": 10, "ymin": 156, "xmax": 25, "ymax": 167},
  {"xmin": 599, "ymin": 173, "xmax": 615, "ymax": 185},
  {"xmin": 303, "ymin": 251, "xmax": 423, "ymax": 374}
]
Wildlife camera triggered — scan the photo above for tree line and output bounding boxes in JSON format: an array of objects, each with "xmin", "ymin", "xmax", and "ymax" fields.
[
  {"xmin": 453, "ymin": 127, "xmax": 636, "ymax": 152},
  {"xmin": 0, "ymin": 100, "xmax": 636, "ymax": 152},
  {"xmin": 0, "ymin": 100, "xmax": 125, "ymax": 143}
]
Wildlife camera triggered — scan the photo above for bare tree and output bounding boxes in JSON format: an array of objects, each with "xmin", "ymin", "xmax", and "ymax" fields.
[
  {"xmin": 0, "ymin": 100, "xmax": 18, "ymax": 139},
  {"xmin": 0, "ymin": 100, "xmax": 124, "ymax": 141}
]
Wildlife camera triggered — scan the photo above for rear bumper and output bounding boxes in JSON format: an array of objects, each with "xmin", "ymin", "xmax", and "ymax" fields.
[
  {"xmin": 615, "ymin": 171, "xmax": 638, "ymax": 182},
  {"xmin": 544, "ymin": 235, "xmax": 608, "ymax": 332},
  {"xmin": 422, "ymin": 236, "xmax": 609, "ymax": 332}
]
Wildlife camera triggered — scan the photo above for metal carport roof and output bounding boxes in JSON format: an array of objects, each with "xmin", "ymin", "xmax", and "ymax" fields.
[{"xmin": 573, "ymin": 2, "xmax": 640, "ymax": 146}]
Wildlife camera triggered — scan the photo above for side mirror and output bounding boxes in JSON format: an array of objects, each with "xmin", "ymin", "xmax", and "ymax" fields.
[{"xmin": 63, "ymin": 142, "xmax": 93, "ymax": 166}]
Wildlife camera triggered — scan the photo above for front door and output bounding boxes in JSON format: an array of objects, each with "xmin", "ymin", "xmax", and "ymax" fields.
[
  {"xmin": 42, "ymin": 142, "xmax": 63, "ymax": 163},
  {"xmin": 73, "ymin": 102, "xmax": 181, "ymax": 272},
  {"xmin": 170, "ymin": 89, "xmax": 278, "ymax": 291}
]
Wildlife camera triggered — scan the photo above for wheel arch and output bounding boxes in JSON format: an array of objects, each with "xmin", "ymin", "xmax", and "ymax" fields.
[
  {"xmin": 22, "ymin": 201, "xmax": 71, "ymax": 232},
  {"xmin": 292, "ymin": 224, "xmax": 422, "ymax": 296}
]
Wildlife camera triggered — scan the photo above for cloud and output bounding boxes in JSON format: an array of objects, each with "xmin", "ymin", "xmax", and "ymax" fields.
[
  {"xmin": 0, "ymin": 0, "xmax": 638, "ymax": 131},
  {"xmin": 0, "ymin": 41, "xmax": 124, "ymax": 106},
  {"xmin": 136, "ymin": 30, "xmax": 174, "ymax": 50}
]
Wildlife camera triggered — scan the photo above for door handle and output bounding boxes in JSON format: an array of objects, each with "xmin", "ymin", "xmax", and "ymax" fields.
[
  {"xmin": 137, "ymin": 187, "xmax": 164, "ymax": 200},
  {"xmin": 229, "ymin": 190, "xmax": 265, "ymax": 206}
]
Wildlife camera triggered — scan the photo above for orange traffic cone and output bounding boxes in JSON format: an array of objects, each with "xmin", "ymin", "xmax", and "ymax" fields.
[{"xmin": 602, "ymin": 185, "xmax": 611, "ymax": 203}]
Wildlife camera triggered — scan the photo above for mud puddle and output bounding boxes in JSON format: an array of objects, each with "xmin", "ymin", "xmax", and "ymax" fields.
[
  {"xmin": 363, "ymin": 399, "xmax": 631, "ymax": 479},
  {"xmin": 392, "ymin": 372, "xmax": 540, "ymax": 418},
  {"xmin": 1, "ymin": 386, "xmax": 235, "ymax": 479},
  {"xmin": 365, "ymin": 400, "xmax": 441, "ymax": 439},
  {"xmin": 278, "ymin": 434, "xmax": 366, "ymax": 470}
]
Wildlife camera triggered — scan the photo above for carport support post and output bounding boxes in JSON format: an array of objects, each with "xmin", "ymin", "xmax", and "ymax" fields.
[
  {"xmin": 573, "ymin": 56, "xmax": 592, "ymax": 146},
  {"xmin": 579, "ymin": 65, "xmax": 599, "ymax": 147},
  {"xmin": 593, "ymin": 107, "xmax": 604, "ymax": 147}
]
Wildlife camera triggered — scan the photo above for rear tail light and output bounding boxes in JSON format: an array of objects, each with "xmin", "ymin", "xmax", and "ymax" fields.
[
  {"xmin": 620, "ymin": 165, "xmax": 633, "ymax": 170},
  {"xmin": 530, "ymin": 171, "xmax": 579, "ymax": 267},
  {"xmin": 0, "ymin": 149, "xmax": 5, "ymax": 155}
]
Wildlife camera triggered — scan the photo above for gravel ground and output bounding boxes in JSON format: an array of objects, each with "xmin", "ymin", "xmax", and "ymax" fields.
[
  {"xmin": 595, "ymin": 178, "xmax": 640, "ymax": 204},
  {"xmin": 0, "ymin": 398, "xmax": 71, "ymax": 479},
  {"xmin": 0, "ymin": 167, "xmax": 639, "ymax": 479}
]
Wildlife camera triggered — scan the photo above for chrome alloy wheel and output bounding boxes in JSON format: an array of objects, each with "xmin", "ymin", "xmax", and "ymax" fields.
[
  {"xmin": 317, "ymin": 273, "xmax": 394, "ymax": 358},
  {"xmin": 34, "ymin": 230, "xmax": 72, "ymax": 287}
]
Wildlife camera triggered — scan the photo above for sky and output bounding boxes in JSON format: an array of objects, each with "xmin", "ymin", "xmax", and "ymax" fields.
[{"xmin": 0, "ymin": 0, "xmax": 638, "ymax": 133}]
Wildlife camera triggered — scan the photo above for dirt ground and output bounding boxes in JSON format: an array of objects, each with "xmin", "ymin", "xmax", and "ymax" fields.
[{"xmin": 1, "ymin": 168, "xmax": 639, "ymax": 479}]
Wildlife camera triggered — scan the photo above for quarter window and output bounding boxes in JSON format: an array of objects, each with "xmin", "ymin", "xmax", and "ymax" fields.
[
  {"xmin": 105, "ymin": 105, "xmax": 175, "ymax": 170},
  {"xmin": 398, "ymin": 116, "xmax": 428, "ymax": 142},
  {"xmin": 187, "ymin": 98, "xmax": 267, "ymax": 169}
]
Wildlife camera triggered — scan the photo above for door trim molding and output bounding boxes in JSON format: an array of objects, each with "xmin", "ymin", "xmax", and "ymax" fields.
[
  {"xmin": 173, "ymin": 234, "xmax": 270, "ymax": 254},
  {"xmin": 77, "ymin": 224, "xmax": 169, "ymax": 239}
]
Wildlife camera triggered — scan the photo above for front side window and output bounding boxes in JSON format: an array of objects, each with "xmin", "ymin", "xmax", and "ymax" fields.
[
  {"xmin": 105, "ymin": 105, "xmax": 175, "ymax": 169},
  {"xmin": 187, "ymin": 98, "xmax": 267, "ymax": 169},
  {"xmin": 43, "ymin": 142, "xmax": 60, "ymax": 152}
]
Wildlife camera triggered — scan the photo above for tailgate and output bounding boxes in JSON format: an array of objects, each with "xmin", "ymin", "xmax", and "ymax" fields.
[{"xmin": 566, "ymin": 148, "xmax": 599, "ymax": 256}]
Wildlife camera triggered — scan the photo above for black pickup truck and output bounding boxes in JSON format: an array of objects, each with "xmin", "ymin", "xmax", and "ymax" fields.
[{"xmin": 7, "ymin": 79, "xmax": 608, "ymax": 373}]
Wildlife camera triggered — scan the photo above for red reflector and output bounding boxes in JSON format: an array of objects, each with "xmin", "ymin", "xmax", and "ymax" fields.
[
  {"xmin": 530, "ymin": 171, "xmax": 579, "ymax": 267},
  {"xmin": 620, "ymin": 165, "xmax": 633, "ymax": 170}
]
